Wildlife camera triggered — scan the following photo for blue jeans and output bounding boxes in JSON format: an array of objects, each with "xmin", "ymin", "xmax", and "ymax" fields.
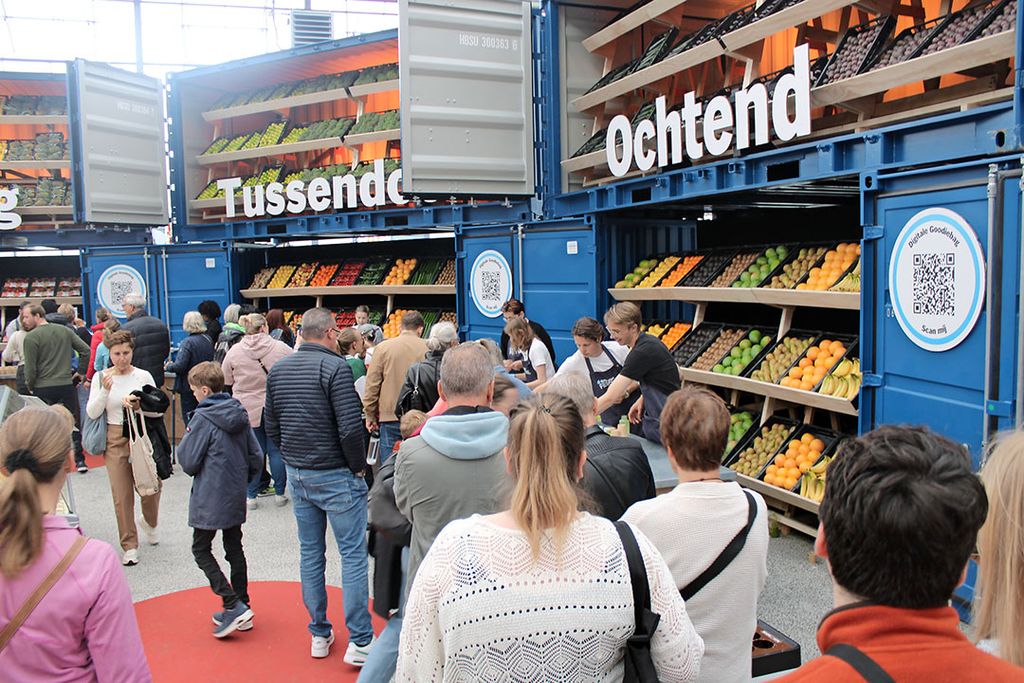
[
  {"xmin": 357, "ymin": 547, "xmax": 407, "ymax": 683},
  {"xmin": 249, "ymin": 423, "xmax": 287, "ymax": 498},
  {"xmin": 287, "ymin": 464, "xmax": 373, "ymax": 645},
  {"xmin": 378, "ymin": 421, "xmax": 401, "ymax": 463}
]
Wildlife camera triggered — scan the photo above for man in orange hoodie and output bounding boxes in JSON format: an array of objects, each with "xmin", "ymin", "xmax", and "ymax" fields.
[{"xmin": 779, "ymin": 425, "xmax": 1024, "ymax": 682}]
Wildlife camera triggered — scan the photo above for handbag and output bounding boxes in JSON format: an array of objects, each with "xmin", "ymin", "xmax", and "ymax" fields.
[
  {"xmin": 82, "ymin": 405, "xmax": 107, "ymax": 456},
  {"xmin": 125, "ymin": 407, "xmax": 161, "ymax": 497},
  {"xmin": 614, "ymin": 521, "xmax": 661, "ymax": 683}
]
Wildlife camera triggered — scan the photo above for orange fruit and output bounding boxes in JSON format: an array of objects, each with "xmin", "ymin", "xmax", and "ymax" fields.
[
  {"xmin": 789, "ymin": 366, "xmax": 803, "ymax": 379},
  {"xmin": 799, "ymin": 380, "xmax": 815, "ymax": 391},
  {"xmin": 810, "ymin": 438, "xmax": 826, "ymax": 453},
  {"xmin": 801, "ymin": 433, "xmax": 814, "ymax": 444},
  {"xmin": 766, "ymin": 465, "xmax": 778, "ymax": 476},
  {"xmin": 806, "ymin": 347, "xmax": 820, "ymax": 361},
  {"xmin": 799, "ymin": 461, "xmax": 812, "ymax": 473},
  {"xmin": 819, "ymin": 339, "xmax": 833, "ymax": 349},
  {"xmin": 764, "ymin": 474, "xmax": 776, "ymax": 486},
  {"xmin": 784, "ymin": 477, "xmax": 797, "ymax": 489},
  {"xmin": 789, "ymin": 440, "xmax": 801, "ymax": 451},
  {"xmin": 799, "ymin": 358, "xmax": 812, "ymax": 369},
  {"xmin": 775, "ymin": 455, "xmax": 787, "ymax": 467},
  {"xmin": 784, "ymin": 458, "xmax": 797, "ymax": 469}
]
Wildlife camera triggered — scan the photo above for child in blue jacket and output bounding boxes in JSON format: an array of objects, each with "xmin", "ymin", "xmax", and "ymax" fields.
[{"xmin": 177, "ymin": 361, "xmax": 263, "ymax": 638}]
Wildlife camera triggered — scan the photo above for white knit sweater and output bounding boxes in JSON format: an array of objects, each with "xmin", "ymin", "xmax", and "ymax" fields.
[
  {"xmin": 396, "ymin": 513, "xmax": 704, "ymax": 682},
  {"xmin": 622, "ymin": 481, "xmax": 769, "ymax": 683}
]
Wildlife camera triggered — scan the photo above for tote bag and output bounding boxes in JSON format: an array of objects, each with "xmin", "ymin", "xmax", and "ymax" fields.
[
  {"xmin": 81, "ymin": 409, "xmax": 107, "ymax": 456},
  {"xmin": 125, "ymin": 408, "xmax": 161, "ymax": 497}
]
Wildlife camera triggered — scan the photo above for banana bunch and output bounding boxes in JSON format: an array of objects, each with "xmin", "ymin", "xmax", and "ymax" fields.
[
  {"xmin": 819, "ymin": 358, "xmax": 862, "ymax": 400},
  {"xmin": 800, "ymin": 456, "xmax": 832, "ymax": 502},
  {"xmin": 830, "ymin": 258, "xmax": 861, "ymax": 292}
]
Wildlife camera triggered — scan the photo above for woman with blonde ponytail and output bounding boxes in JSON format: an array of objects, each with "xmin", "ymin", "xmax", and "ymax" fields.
[
  {"xmin": 0, "ymin": 406, "xmax": 150, "ymax": 681},
  {"xmin": 396, "ymin": 394, "xmax": 704, "ymax": 682}
]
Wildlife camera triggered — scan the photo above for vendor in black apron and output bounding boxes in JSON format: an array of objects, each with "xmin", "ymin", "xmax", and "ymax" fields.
[
  {"xmin": 593, "ymin": 302, "xmax": 681, "ymax": 444},
  {"xmin": 555, "ymin": 316, "xmax": 638, "ymax": 426}
]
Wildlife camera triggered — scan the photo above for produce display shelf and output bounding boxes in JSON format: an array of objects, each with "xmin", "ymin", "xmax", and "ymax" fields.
[
  {"xmin": 197, "ymin": 136, "xmax": 344, "ymax": 166},
  {"xmin": 190, "ymin": 197, "xmax": 237, "ymax": 211},
  {"xmin": 0, "ymin": 160, "xmax": 69, "ymax": 170},
  {"xmin": 583, "ymin": 0, "xmax": 711, "ymax": 52},
  {"xmin": 201, "ymin": 86, "xmax": 353, "ymax": 123},
  {"xmin": 573, "ymin": 0, "xmax": 860, "ymax": 112},
  {"xmin": 0, "ymin": 296, "xmax": 82, "ymax": 306},
  {"xmin": 735, "ymin": 471, "xmax": 820, "ymax": 515},
  {"xmin": 343, "ymin": 128, "xmax": 401, "ymax": 147},
  {"xmin": 13, "ymin": 206, "xmax": 73, "ymax": 216},
  {"xmin": 680, "ymin": 367, "xmax": 859, "ymax": 416},
  {"xmin": 562, "ymin": 148, "xmax": 609, "ymax": 174},
  {"xmin": 240, "ymin": 285, "xmax": 456, "ymax": 299},
  {"xmin": 348, "ymin": 79, "xmax": 399, "ymax": 99},
  {"xmin": 608, "ymin": 287, "xmax": 859, "ymax": 309},
  {"xmin": 0, "ymin": 115, "xmax": 67, "ymax": 126},
  {"xmin": 811, "ymin": 29, "xmax": 1016, "ymax": 108}
]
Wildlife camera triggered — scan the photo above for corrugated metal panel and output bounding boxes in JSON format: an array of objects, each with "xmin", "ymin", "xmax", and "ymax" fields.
[
  {"xmin": 559, "ymin": 7, "xmax": 610, "ymax": 194},
  {"xmin": 0, "ymin": 71, "xmax": 65, "ymax": 97},
  {"xmin": 68, "ymin": 60, "xmax": 168, "ymax": 227},
  {"xmin": 399, "ymin": 0, "xmax": 534, "ymax": 196}
]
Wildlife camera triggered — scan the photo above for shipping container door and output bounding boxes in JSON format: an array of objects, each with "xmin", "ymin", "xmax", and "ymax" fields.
[
  {"xmin": 458, "ymin": 225, "xmax": 517, "ymax": 343},
  {"xmin": 80, "ymin": 247, "xmax": 161, "ymax": 323},
  {"xmin": 157, "ymin": 245, "xmax": 236, "ymax": 345},
  {"xmin": 67, "ymin": 60, "xmax": 168, "ymax": 227},
  {"xmin": 399, "ymin": 0, "xmax": 535, "ymax": 196}
]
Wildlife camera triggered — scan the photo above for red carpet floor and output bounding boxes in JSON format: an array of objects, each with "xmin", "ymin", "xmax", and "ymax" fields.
[
  {"xmin": 83, "ymin": 452, "xmax": 105, "ymax": 469},
  {"xmin": 135, "ymin": 581, "xmax": 387, "ymax": 682}
]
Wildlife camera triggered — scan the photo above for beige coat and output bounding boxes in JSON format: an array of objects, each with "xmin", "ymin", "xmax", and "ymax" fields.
[{"xmin": 362, "ymin": 332, "xmax": 428, "ymax": 423}]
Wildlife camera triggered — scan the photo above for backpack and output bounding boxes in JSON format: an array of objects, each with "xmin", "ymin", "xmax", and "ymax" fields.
[
  {"xmin": 395, "ymin": 364, "xmax": 423, "ymax": 417},
  {"xmin": 213, "ymin": 329, "xmax": 242, "ymax": 364}
]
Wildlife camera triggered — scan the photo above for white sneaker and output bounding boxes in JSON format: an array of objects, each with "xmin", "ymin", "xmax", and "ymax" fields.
[
  {"xmin": 344, "ymin": 635, "xmax": 376, "ymax": 666},
  {"xmin": 136, "ymin": 516, "xmax": 159, "ymax": 545},
  {"xmin": 122, "ymin": 549, "xmax": 139, "ymax": 566},
  {"xmin": 274, "ymin": 495, "xmax": 289, "ymax": 507},
  {"xmin": 311, "ymin": 631, "xmax": 335, "ymax": 659},
  {"xmin": 247, "ymin": 498, "xmax": 258, "ymax": 510}
]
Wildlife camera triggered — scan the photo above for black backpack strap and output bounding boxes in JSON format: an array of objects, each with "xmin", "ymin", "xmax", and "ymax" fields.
[
  {"xmin": 680, "ymin": 490, "xmax": 758, "ymax": 601},
  {"xmin": 826, "ymin": 644, "xmax": 895, "ymax": 683},
  {"xmin": 614, "ymin": 521, "xmax": 661, "ymax": 682}
]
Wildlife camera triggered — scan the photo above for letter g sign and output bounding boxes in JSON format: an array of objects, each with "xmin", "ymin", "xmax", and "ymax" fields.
[{"xmin": 0, "ymin": 187, "xmax": 22, "ymax": 231}]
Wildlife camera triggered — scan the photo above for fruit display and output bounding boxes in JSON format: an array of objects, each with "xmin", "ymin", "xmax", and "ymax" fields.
[
  {"xmin": 356, "ymin": 259, "xmax": 391, "ymax": 286},
  {"xmin": 764, "ymin": 431, "xmax": 831, "ymax": 490},
  {"xmin": 660, "ymin": 322, "xmax": 691, "ymax": 350},
  {"xmin": 712, "ymin": 329, "xmax": 771, "ymax": 376},
  {"xmin": 2, "ymin": 278, "xmax": 29, "ymax": 298},
  {"xmin": 680, "ymin": 251, "xmax": 734, "ymax": 287},
  {"xmin": 349, "ymin": 110, "xmax": 401, "ymax": 135},
  {"xmin": 868, "ymin": 21, "xmax": 942, "ymax": 71},
  {"xmin": 798, "ymin": 243, "xmax": 860, "ymax": 290},
  {"xmin": 572, "ymin": 128, "xmax": 608, "ymax": 158},
  {"xmin": 658, "ymin": 255, "xmax": 704, "ymax": 287},
  {"xmin": 57, "ymin": 277, "xmax": 81, "ymax": 297},
  {"xmin": 583, "ymin": 61, "xmax": 634, "ymax": 96},
  {"xmin": 383, "ymin": 309, "xmax": 413, "ymax": 338},
  {"xmin": 633, "ymin": 256, "xmax": 679, "ymax": 287},
  {"xmin": 729, "ymin": 421, "xmax": 796, "ymax": 477},
  {"xmin": 435, "ymin": 260, "xmax": 457, "ymax": 286},
  {"xmin": 249, "ymin": 267, "xmax": 276, "ymax": 289},
  {"xmin": 409, "ymin": 259, "xmax": 445, "ymax": 285},
  {"xmin": 267, "ymin": 265, "xmax": 297, "ymax": 289},
  {"xmin": 690, "ymin": 328, "xmax": 747, "ymax": 371},
  {"xmin": 820, "ymin": 357, "xmax": 862, "ymax": 400},
  {"xmin": 354, "ymin": 63, "xmax": 399, "ymax": 85},
  {"xmin": 29, "ymin": 278, "xmax": 55, "ymax": 297},
  {"xmin": 383, "ymin": 258, "xmax": 417, "ymax": 285},
  {"xmin": 730, "ymin": 246, "xmax": 789, "ymax": 288},
  {"xmin": 300, "ymin": 117, "xmax": 354, "ymax": 141},
  {"xmin": 258, "ymin": 120, "xmax": 287, "ymax": 147},
  {"xmin": 830, "ymin": 258, "xmax": 862, "ymax": 292},
  {"xmin": 1, "ymin": 132, "xmax": 68, "ymax": 161},
  {"xmin": 979, "ymin": 0, "xmax": 1017, "ymax": 37},
  {"xmin": 711, "ymin": 251, "xmax": 759, "ymax": 287},
  {"xmin": 1, "ymin": 95, "xmax": 67, "ymax": 116},
  {"xmin": 919, "ymin": 0, "xmax": 1001, "ymax": 56},
  {"xmin": 725, "ymin": 410, "xmax": 756, "ymax": 459},
  {"xmin": 750, "ymin": 334, "xmax": 816, "ymax": 383},
  {"xmin": 614, "ymin": 258, "xmax": 658, "ymax": 288},
  {"xmin": 765, "ymin": 246, "xmax": 828, "ymax": 289},
  {"xmin": 209, "ymin": 71, "xmax": 360, "ymax": 110},
  {"xmin": 439, "ymin": 311, "xmax": 457, "ymax": 326},
  {"xmin": 780, "ymin": 338, "xmax": 851, "ymax": 391},
  {"xmin": 351, "ymin": 158, "xmax": 401, "ymax": 179},
  {"xmin": 672, "ymin": 324, "xmax": 721, "ymax": 366},
  {"xmin": 286, "ymin": 262, "xmax": 319, "ymax": 288},
  {"xmin": 336, "ymin": 310, "xmax": 357, "ymax": 328},
  {"xmin": 800, "ymin": 454, "xmax": 835, "ymax": 503},
  {"xmin": 330, "ymin": 260, "xmax": 366, "ymax": 286},
  {"xmin": 817, "ymin": 17, "xmax": 894, "ymax": 85},
  {"xmin": 2, "ymin": 179, "xmax": 72, "ymax": 207},
  {"xmin": 645, "ymin": 322, "xmax": 668, "ymax": 340},
  {"xmin": 282, "ymin": 164, "xmax": 349, "ymax": 186}
]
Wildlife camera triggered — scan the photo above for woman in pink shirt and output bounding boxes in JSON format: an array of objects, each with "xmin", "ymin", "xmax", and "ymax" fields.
[{"xmin": 0, "ymin": 405, "xmax": 151, "ymax": 682}]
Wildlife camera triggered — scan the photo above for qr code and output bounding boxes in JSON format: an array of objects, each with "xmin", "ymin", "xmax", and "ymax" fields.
[
  {"xmin": 481, "ymin": 271, "xmax": 501, "ymax": 304},
  {"xmin": 110, "ymin": 278, "xmax": 134, "ymax": 308},
  {"xmin": 913, "ymin": 252, "xmax": 955, "ymax": 316}
]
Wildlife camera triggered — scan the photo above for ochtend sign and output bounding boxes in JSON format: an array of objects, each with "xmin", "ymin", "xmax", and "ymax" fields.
[
  {"xmin": 606, "ymin": 44, "xmax": 812, "ymax": 177},
  {"xmin": 217, "ymin": 158, "xmax": 405, "ymax": 219}
]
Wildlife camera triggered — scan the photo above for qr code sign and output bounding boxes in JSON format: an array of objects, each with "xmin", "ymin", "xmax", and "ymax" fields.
[
  {"xmin": 481, "ymin": 271, "xmax": 502, "ymax": 304},
  {"xmin": 913, "ymin": 252, "xmax": 955, "ymax": 316},
  {"xmin": 110, "ymin": 277, "xmax": 135, "ymax": 308}
]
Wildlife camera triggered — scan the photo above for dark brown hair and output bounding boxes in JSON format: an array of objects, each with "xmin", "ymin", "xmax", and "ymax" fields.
[
  {"xmin": 337, "ymin": 327, "xmax": 361, "ymax": 355},
  {"xmin": 266, "ymin": 308, "xmax": 287, "ymax": 331},
  {"xmin": 571, "ymin": 317, "xmax": 605, "ymax": 342},
  {"xmin": 501, "ymin": 298, "xmax": 524, "ymax": 315},
  {"xmin": 401, "ymin": 311, "xmax": 425, "ymax": 330},
  {"xmin": 660, "ymin": 388, "xmax": 729, "ymax": 471},
  {"xmin": 105, "ymin": 329, "xmax": 134, "ymax": 350},
  {"xmin": 188, "ymin": 361, "xmax": 225, "ymax": 393}
]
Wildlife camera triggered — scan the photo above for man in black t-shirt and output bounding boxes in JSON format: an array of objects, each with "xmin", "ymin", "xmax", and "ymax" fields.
[
  {"xmin": 594, "ymin": 302, "xmax": 680, "ymax": 444},
  {"xmin": 498, "ymin": 298, "xmax": 557, "ymax": 368}
]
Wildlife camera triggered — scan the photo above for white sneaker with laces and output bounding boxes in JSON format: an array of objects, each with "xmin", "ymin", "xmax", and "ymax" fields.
[
  {"xmin": 247, "ymin": 498, "xmax": 258, "ymax": 510},
  {"xmin": 122, "ymin": 549, "xmax": 139, "ymax": 566},
  {"xmin": 136, "ymin": 516, "xmax": 159, "ymax": 545},
  {"xmin": 274, "ymin": 495, "xmax": 289, "ymax": 507},
  {"xmin": 311, "ymin": 631, "xmax": 335, "ymax": 659},
  {"xmin": 344, "ymin": 635, "xmax": 376, "ymax": 666}
]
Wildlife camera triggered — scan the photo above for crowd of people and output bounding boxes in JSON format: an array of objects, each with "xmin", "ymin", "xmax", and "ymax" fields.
[{"xmin": 1, "ymin": 296, "xmax": 1024, "ymax": 682}]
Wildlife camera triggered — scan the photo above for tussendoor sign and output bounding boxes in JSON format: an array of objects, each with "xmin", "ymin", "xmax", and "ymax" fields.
[
  {"xmin": 888, "ymin": 208, "xmax": 986, "ymax": 352},
  {"xmin": 469, "ymin": 250, "xmax": 512, "ymax": 318},
  {"xmin": 97, "ymin": 265, "xmax": 147, "ymax": 319},
  {"xmin": 605, "ymin": 44, "xmax": 812, "ymax": 177}
]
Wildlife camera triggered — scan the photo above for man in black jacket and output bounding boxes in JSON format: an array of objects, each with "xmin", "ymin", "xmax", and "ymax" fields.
[
  {"xmin": 121, "ymin": 294, "xmax": 171, "ymax": 388},
  {"xmin": 545, "ymin": 373, "xmax": 655, "ymax": 519},
  {"xmin": 498, "ymin": 298, "xmax": 557, "ymax": 366},
  {"xmin": 263, "ymin": 308, "xmax": 375, "ymax": 665}
]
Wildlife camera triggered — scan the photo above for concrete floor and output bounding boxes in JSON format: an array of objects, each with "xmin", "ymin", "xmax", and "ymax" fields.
[{"xmin": 67, "ymin": 462, "xmax": 835, "ymax": 662}]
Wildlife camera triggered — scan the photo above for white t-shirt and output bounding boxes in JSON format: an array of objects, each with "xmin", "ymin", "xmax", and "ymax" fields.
[
  {"xmin": 553, "ymin": 341, "xmax": 629, "ymax": 382},
  {"xmin": 511, "ymin": 337, "xmax": 553, "ymax": 378},
  {"xmin": 86, "ymin": 367, "xmax": 156, "ymax": 425},
  {"xmin": 622, "ymin": 482, "xmax": 769, "ymax": 683}
]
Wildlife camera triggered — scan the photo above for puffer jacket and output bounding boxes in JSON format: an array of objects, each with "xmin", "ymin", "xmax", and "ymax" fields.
[
  {"xmin": 395, "ymin": 349, "xmax": 444, "ymax": 416},
  {"xmin": 177, "ymin": 392, "xmax": 263, "ymax": 529},
  {"xmin": 264, "ymin": 342, "xmax": 367, "ymax": 474},
  {"xmin": 121, "ymin": 311, "xmax": 170, "ymax": 388},
  {"xmin": 581, "ymin": 425, "xmax": 656, "ymax": 520},
  {"xmin": 165, "ymin": 332, "xmax": 214, "ymax": 394}
]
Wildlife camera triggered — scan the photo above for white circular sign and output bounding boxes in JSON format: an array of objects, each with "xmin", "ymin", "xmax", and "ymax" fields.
[
  {"xmin": 97, "ymin": 265, "xmax": 147, "ymax": 319},
  {"xmin": 469, "ymin": 249, "xmax": 512, "ymax": 318},
  {"xmin": 888, "ymin": 208, "xmax": 986, "ymax": 352}
]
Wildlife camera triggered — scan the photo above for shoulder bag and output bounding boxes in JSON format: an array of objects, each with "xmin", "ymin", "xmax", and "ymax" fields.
[
  {"xmin": 614, "ymin": 521, "xmax": 661, "ymax": 683},
  {"xmin": 826, "ymin": 644, "xmax": 895, "ymax": 683},
  {"xmin": 125, "ymin": 407, "xmax": 161, "ymax": 497},
  {"xmin": 82, "ymin": 376, "xmax": 107, "ymax": 455},
  {"xmin": 680, "ymin": 490, "xmax": 757, "ymax": 601}
]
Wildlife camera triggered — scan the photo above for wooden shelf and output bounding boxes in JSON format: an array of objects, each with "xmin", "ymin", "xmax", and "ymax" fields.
[
  {"xmin": 190, "ymin": 197, "xmax": 235, "ymax": 211},
  {"xmin": 563, "ymin": 148, "xmax": 610, "ymax": 174},
  {"xmin": 201, "ymin": 87, "xmax": 352, "ymax": 123},
  {"xmin": 197, "ymin": 136, "xmax": 343, "ymax": 166},
  {"xmin": 348, "ymin": 79, "xmax": 399, "ymax": 99},
  {"xmin": 679, "ymin": 367, "xmax": 859, "ymax": 415},
  {"xmin": 812, "ymin": 30, "xmax": 1016, "ymax": 108},
  {"xmin": 343, "ymin": 128, "xmax": 400, "ymax": 147},
  {"xmin": 583, "ymin": 0, "xmax": 697, "ymax": 53},
  {"xmin": 735, "ymin": 472, "xmax": 820, "ymax": 515},
  {"xmin": 14, "ymin": 205, "xmax": 73, "ymax": 216},
  {"xmin": 0, "ymin": 160, "xmax": 69, "ymax": 170},
  {"xmin": 609, "ymin": 286, "xmax": 860, "ymax": 309},
  {"xmin": 0, "ymin": 296, "xmax": 82, "ymax": 306},
  {"xmin": 240, "ymin": 285, "xmax": 456, "ymax": 299},
  {"xmin": 0, "ymin": 115, "xmax": 67, "ymax": 126}
]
